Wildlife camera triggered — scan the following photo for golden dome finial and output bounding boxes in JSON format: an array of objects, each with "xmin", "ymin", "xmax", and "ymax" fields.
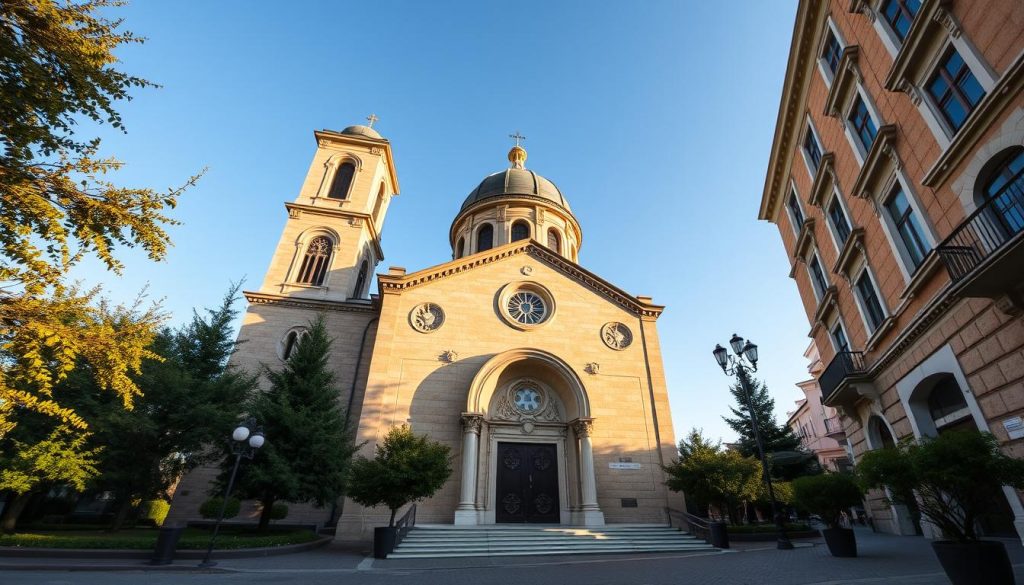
[{"xmin": 508, "ymin": 131, "xmax": 527, "ymax": 169}]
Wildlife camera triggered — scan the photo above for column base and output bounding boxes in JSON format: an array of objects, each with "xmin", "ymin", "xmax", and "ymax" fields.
[
  {"xmin": 571, "ymin": 509, "xmax": 605, "ymax": 526},
  {"xmin": 454, "ymin": 509, "xmax": 481, "ymax": 525}
]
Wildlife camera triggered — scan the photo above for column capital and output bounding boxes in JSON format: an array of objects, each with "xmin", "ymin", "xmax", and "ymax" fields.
[
  {"xmin": 461, "ymin": 412, "xmax": 485, "ymax": 434},
  {"xmin": 571, "ymin": 418, "xmax": 594, "ymax": 438}
]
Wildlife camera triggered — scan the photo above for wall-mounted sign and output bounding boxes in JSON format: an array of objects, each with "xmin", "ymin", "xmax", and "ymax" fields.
[
  {"xmin": 1003, "ymin": 416, "xmax": 1024, "ymax": 440},
  {"xmin": 609, "ymin": 462, "xmax": 641, "ymax": 470}
]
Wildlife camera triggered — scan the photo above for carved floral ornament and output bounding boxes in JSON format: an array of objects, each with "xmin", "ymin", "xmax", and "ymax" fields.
[
  {"xmin": 572, "ymin": 418, "xmax": 594, "ymax": 438},
  {"xmin": 601, "ymin": 322, "xmax": 633, "ymax": 350},
  {"xmin": 492, "ymin": 380, "xmax": 562, "ymax": 425},
  {"xmin": 409, "ymin": 302, "xmax": 445, "ymax": 333}
]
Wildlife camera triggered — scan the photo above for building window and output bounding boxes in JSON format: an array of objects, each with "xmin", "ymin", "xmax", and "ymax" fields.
[
  {"xmin": 476, "ymin": 224, "xmax": 493, "ymax": 253},
  {"xmin": 827, "ymin": 198, "xmax": 852, "ymax": 246},
  {"xmin": 547, "ymin": 229, "xmax": 561, "ymax": 254},
  {"xmin": 982, "ymin": 148, "xmax": 1024, "ymax": 234},
  {"xmin": 372, "ymin": 183, "xmax": 386, "ymax": 224},
  {"xmin": 456, "ymin": 237, "xmax": 465, "ymax": 258},
  {"xmin": 881, "ymin": 0, "xmax": 921, "ymax": 42},
  {"xmin": 822, "ymin": 29, "xmax": 842, "ymax": 75},
  {"xmin": 804, "ymin": 126, "xmax": 823, "ymax": 174},
  {"xmin": 885, "ymin": 185, "xmax": 930, "ymax": 271},
  {"xmin": 511, "ymin": 220, "xmax": 530, "ymax": 242},
  {"xmin": 928, "ymin": 375, "xmax": 971, "ymax": 430},
  {"xmin": 296, "ymin": 236, "xmax": 332, "ymax": 286},
  {"xmin": 327, "ymin": 162, "xmax": 355, "ymax": 200},
  {"xmin": 787, "ymin": 190, "xmax": 805, "ymax": 230},
  {"xmin": 281, "ymin": 328, "xmax": 308, "ymax": 361},
  {"xmin": 848, "ymin": 95, "xmax": 878, "ymax": 153},
  {"xmin": 352, "ymin": 259, "xmax": 368, "ymax": 298},
  {"xmin": 926, "ymin": 48, "xmax": 986, "ymax": 133},
  {"xmin": 831, "ymin": 322, "xmax": 850, "ymax": 353},
  {"xmin": 855, "ymin": 271, "xmax": 887, "ymax": 333},
  {"xmin": 808, "ymin": 254, "xmax": 830, "ymax": 300}
]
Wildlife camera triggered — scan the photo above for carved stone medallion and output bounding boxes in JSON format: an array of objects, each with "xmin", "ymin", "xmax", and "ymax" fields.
[
  {"xmin": 409, "ymin": 303, "xmax": 444, "ymax": 333},
  {"xmin": 601, "ymin": 322, "xmax": 633, "ymax": 350}
]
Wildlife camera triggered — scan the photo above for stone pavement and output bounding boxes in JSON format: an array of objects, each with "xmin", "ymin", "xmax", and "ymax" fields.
[{"xmin": 2, "ymin": 528, "xmax": 1024, "ymax": 584}]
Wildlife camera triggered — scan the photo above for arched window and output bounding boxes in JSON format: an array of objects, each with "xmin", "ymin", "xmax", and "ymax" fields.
[
  {"xmin": 327, "ymin": 162, "xmax": 355, "ymax": 200},
  {"xmin": 511, "ymin": 220, "xmax": 530, "ymax": 242},
  {"xmin": 547, "ymin": 229, "xmax": 561, "ymax": 253},
  {"xmin": 456, "ymin": 237, "xmax": 465, "ymax": 258},
  {"xmin": 372, "ymin": 183, "xmax": 386, "ymax": 224},
  {"xmin": 927, "ymin": 375, "xmax": 971, "ymax": 431},
  {"xmin": 296, "ymin": 236, "xmax": 332, "ymax": 286},
  {"xmin": 282, "ymin": 328, "xmax": 308, "ymax": 360},
  {"xmin": 868, "ymin": 416, "xmax": 896, "ymax": 449},
  {"xmin": 352, "ymin": 259, "xmax": 369, "ymax": 298},
  {"xmin": 980, "ymin": 147, "xmax": 1024, "ymax": 235},
  {"xmin": 477, "ymin": 224, "xmax": 493, "ymax": 253}
]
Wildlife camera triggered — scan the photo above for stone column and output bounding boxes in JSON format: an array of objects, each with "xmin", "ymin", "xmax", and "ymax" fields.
[
  {"xmin": 455, "ymin": 413, "xmax": 484, "ymax": 525},
  {"xmin": 572, "ymin": 418, "xmax": 604, "ymax": 526}
]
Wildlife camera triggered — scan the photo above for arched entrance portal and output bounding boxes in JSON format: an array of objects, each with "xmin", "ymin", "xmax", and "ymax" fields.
[{"xmin": 455, "ymin": 349, "xmax": 604, "ymax": 526}]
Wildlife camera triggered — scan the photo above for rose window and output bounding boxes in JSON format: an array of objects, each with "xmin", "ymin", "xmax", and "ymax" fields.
[
  {"xmin": 507, "ymin": 291, "xmax": 548, "ymax": 325},
  {"xmin": 514, "ymin": 387, "xmax": 542, "ymax": 413}
]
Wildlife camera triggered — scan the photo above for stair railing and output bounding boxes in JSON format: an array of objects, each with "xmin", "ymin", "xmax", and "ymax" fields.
[
  {"xmin": 393, "ymin": 503, "xmax": 417, "ymax": 549},
  {"xmin": 667, "ymin": 507, "xmax": 729, "ymax": 549}
]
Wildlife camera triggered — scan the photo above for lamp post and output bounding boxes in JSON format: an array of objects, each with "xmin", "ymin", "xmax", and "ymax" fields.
[
  {"xmin": 713, "ymin": 334, "xmax": 793, "ymax": 551},
  {"xmin": 198, "ymin": 418, "xmax": 265, "ymax": 568}
]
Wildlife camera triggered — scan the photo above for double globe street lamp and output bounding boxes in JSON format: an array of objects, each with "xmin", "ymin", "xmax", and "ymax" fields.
[
  {"xmin": 198, "ymin": 418, "xmax": 265, "ymax": 568},
  {"xmin": 713, "ymin": 334, "xmax": 793, "ymax": 551}
]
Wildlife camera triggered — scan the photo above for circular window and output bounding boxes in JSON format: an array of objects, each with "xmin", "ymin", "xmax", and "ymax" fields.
[
  {"xmin": 497, "ymin": 281, "xmax": 556, "ymax": 330},
  {"xmin": 514, "ymin": 387, "xmax": 542, "ymax": 413},
  {"xmin": 507, "ymin": 291, "xmax": 547, "ymax": 325}
]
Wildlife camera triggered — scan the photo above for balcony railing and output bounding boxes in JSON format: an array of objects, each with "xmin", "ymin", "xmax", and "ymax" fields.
[
  {"xmin": 820, "ymin": 351, "xmax": 866, "ymax": 405},
  {"xmin": 937, "ymin": 189, "xmax": 1024, "ymax": 283},
  {"xmin": 823, "ymin": 416, "xmax": 845, "ymax": 438}
]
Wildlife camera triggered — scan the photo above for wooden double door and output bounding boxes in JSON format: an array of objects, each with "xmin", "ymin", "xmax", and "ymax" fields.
[{"xmin": 495, "ymin": 442, "xmax": 560, "ymax": 523}]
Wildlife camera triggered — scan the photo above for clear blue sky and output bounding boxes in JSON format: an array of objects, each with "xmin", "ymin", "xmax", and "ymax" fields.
[{"xmin": 77, "ymin": 0, "xmax": 808, "ymax": 445}]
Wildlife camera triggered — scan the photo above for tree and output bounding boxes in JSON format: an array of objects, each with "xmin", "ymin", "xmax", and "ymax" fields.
[
  {"xmin": 0, "ymin": 0, "xmax": 199, "ymax": 442},
  {"xmin": 348, "ymin": 425, "xmax": 453, "ymax": 526},
  {"xmin": 227, "ymin": 316, "xmax": 360, "ymax": 531},
  {"xmin": 722, "ymin": 376, "xmax": 818, "ymax": 480},
  {"xmin": 663, "ymin": 429, "xmax": 762, "ymax": 524}
]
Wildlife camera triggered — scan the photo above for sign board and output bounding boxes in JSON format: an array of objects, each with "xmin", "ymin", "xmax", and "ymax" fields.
[
  {"xmin": 1004, "ymin": 416, "xmax": 1024, "ymax": 440},
  {"xmin": 608, "ymin": 462, "xmax": 642, "ymax": 470}
]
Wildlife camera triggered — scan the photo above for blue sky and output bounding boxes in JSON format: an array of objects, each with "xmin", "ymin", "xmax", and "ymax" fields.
[{"xmin": 78, "ymin": 0, "xmax": 808, "ymax": 445}]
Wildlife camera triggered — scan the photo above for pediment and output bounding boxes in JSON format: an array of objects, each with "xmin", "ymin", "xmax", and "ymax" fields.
[{"xmin": 376, "ymin": 240, "xmax": 664, "ymax": 319}]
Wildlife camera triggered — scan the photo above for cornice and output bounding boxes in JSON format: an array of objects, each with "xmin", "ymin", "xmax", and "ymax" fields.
[
  {"xmin": 759, "ymin": 0, "xmax": 829, "ymax": 222},
  {"xmin": 832, "ymin": 227, "xmax": 866, "ymax": 276},
  {"xmin": 883, "ymin": 0, "xmax": 954, "ymax": 93},
  {"xmin": 849, "ymin": 124, "xmax": 899, "ymax": 200},
  {"xmin": 922, "ymin": 54, "xmax": 1024, "ymax": 188},
  {"xmin": 243, "ymin": 290, "xmax": 380, "ymax": 314},
  {"xmin": 867, "ymin": 281, "xmax": 957, "ymax": 375},
  {"xmin": 813, "ymin": 286, "xmax": 839, "ymax": 326},
  {"xmin": 794, "ymin": 217, "xmax": 817, "ymax": 260},
  {"xmin": 284, "ymin": 202, "xmax": 385, "ymax": 261},
  {"xmin": 449, "ymin": 194, "xmax": 583, "ymax": 248},
  {"xmin": 314, "ymin": 129, "xmax": 401, "ymax": 195},
  {"xmin": 808, "ymin": 152, "xmax": 837, "ymax": 207},
  {"xmin": 377, "ymin": 240, "xmax": 665, "ymax": 319},
  {"xmin": 824, "ymin": 45, "xmax": 862, "ymax": 118}
]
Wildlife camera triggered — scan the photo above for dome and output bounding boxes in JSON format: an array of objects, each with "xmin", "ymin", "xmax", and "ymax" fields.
[
  {"xmin": 460, "ymin": 168, "xmax": 571, "ymax": 213},
  {"xmin": 340, "ymin": 124, "xmax": 382, "ymax": 139}
]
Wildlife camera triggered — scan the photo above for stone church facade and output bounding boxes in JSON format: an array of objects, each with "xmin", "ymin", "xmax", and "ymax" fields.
[{"xmin": 167, "ymin": 124, "xmax": 683, "ymax": 539}]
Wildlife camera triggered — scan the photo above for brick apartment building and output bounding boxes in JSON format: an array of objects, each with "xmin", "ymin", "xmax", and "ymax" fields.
[{"xmin": 759, "ymin": 0, "xmax": 1024, "ymax": 540}]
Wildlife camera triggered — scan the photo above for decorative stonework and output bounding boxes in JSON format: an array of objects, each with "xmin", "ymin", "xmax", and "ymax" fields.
[
  {"xmin": 370, "ymin": 146, "xmax": 384, "ymax": 155},
  {"xmin": 601, "ymin": 322, "xmax": 633, "ymax": 350},
  {"xmin": 497, "ymin": 280, "xmax": 556, "ymax": 330},
  {"xmin": 584, "ymin": 362, "xmax": 600, "ymax": 375},
  {"xmin": 440, "ymin": 350, "xmax": 458, "ymax": 363},
  {"xmin": 572, "ymin": 418, "xmax": 594, "ymax": 438},
  {"xmin": 409, "ymin": 303, "xmax": 445, "ymax": 333},
  {"xmin": 492, "ymin": 381, "xmax": 561, "ymax": 424},
  {"xmin": 461, "ymin": 413, "xmax": 484, "ymax": 434},
  {"xmin": 348, "ymin": 217, "xmax": 363, "ymax": 227},
  {"xmin": 520, "ymin": 265, "xmax": 534, "ymax": 276}
]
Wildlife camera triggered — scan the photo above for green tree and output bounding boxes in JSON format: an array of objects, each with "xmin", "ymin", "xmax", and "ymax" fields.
[
  {"xmin": 1, "ymin": 0, "xmax": 198, "ymax": 461},
  {"xmin": 663, "ymin": 429, "xmax": 762, "ymax": 524},
  {"xmin": 722, "ymin": 375, "xmax": 817, "ymax": 480},
  {"xmin": 227, "ymin": 316, "xmax": 360, "ymax": 531},
  {"xmin": 348, "ymin": 425, "xmax": 453, "ymax": 526}
]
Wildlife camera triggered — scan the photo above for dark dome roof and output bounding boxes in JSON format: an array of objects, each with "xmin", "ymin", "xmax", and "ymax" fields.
[
  {"xmin": 340, "ymin": 124, "xmax": 382, "ymax": 139},
  {"xmin": 460, "ymin": 168, "xmax": 571, "ymax": 213}
]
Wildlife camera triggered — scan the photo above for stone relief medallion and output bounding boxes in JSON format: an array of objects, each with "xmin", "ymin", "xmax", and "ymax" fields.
[
  {"xmin": 520, "ymin": 265, "xmax": 534, "ymax": 276},
  {"xmin": 502, "ymin": 493, "xmax": 522, "ymax": 515},
  {"xmin": 521, "ymin": 421, "xmax": 535, "ymax": 434},
  {"xmin": 534, "ymin": 493, "xmax": 554, "ymax": 514},
  {"xmin": 409, "ymin": 303, "xmax": 444, "ymax": 333},
  {"xmin": 601, "ymin": 322, "xmax": 633, "ymax": 350}
]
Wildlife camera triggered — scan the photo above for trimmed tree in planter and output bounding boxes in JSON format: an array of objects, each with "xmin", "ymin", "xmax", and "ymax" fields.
[
  {"xmin": 348, "ymin": 425, "xmax": 452, "ymax": 557},
  {"xmin": 793, "ymin": 473, "xmax": 862, "ymax": 557},
  {"xmin": 858, "ymin": 430, "xmax": 1024, "ymax": 585}
]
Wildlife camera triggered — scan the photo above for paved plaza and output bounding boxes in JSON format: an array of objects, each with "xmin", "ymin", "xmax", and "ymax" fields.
[{"xmin": 3, "ymin": 528, "xmax": 1024, "ymax": 585}]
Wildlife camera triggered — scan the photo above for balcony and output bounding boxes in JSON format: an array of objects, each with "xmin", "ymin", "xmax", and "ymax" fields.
[
  {"xmin": 820, "ymin": 351, "xmax": 877, "ymax": 409},
  {"xmin": 937, "ymin": 191, "xmax": 1024, "ymax": 307},
  {"xmin": 823, "ymin": 416, "xmax": 846, "ymax": 441}
]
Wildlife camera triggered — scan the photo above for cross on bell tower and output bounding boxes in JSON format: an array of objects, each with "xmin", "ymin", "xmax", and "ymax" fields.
[{"xmin": 366, "ymin": 113, "xmax": 379, "ymax": 128}]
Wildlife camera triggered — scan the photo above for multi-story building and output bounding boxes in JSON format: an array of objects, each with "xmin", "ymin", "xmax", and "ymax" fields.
[
  {"xmin": 786, "ymin": 342, "xmax": 853, "ymax": 473},
  {"xmin": 760, "ymin": 0, "xmax": 1024, "ymax": 540}
]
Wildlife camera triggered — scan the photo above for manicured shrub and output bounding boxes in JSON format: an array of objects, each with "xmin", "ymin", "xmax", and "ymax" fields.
[
  {"xmin": 270, "ymin": 502, "xmax": 288, "ymax": 521},
  {"xmin": 199, "ymin": 497, "xmax": 240, "ymax": 520},
  {"xmin": 139, "ymin": 500, "xmax": 170, "ymax": 526},
  {"xmin": 792, "ymin": 473, "xmax": 862, "ymax": 528}
]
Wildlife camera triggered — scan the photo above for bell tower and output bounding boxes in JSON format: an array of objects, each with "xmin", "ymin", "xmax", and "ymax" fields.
[{"xmin": 257, "ymin": 119, "xmax": 399, "ymax": 303}]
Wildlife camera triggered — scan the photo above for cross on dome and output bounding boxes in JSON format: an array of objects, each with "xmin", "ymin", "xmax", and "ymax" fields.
[
  {"xmin": 509, "ymin": 131, "xmax": 526, "ymax": 147},
  {"xmin": 365, "ymin": 113, "xmax": 379, "ymax": 128},
  {"xmin": 507, "ymin": 131, "xmax": 528, "ymax": 169}
]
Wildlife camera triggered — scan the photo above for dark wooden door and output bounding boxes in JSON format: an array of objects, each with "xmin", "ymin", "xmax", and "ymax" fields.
[{"xmin": 496, "ymin": 442, "xmax": 559, "ymax": 523}]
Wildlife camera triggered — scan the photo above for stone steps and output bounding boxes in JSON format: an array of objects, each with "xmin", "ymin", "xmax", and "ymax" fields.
[{"xmin": 387, "ymin": 525, "xmax": 717, "ymax": 559}]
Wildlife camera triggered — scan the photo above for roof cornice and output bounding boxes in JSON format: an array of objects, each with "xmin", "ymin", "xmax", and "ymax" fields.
[
  {"xmin": 284, "ymin": 202, "xmax": 385, "ymax": 261},
  {"xmin": 759, "ymin": 0, "xmax": 829, "ymax": 223},
  {"xmin": 314, "ymin": 129, "xmax": 401, "ymax": 195},
  {"xmin": 377, "ymin": 240, "xmax": 665, "ymax": 319},
  {"xmin": 243, "ymin": 290, "xmax": 380, "ymax": 314}
]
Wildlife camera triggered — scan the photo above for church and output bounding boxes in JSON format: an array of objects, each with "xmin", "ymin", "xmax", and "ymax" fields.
[{"xmin": 166, "ymin": 121, "xmax": 683, "ymax": 540}]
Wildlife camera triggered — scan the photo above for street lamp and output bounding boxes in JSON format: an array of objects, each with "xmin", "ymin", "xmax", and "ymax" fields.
[
  {"xmin": 198, "ymin": 418, "xmax": 264, "ymax": 568},
  {"xmin": 712, "ymin": 334, "xmax": 793, "ymax": 550}
]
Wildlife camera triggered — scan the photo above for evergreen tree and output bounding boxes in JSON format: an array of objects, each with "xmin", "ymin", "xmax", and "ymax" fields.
[
  {"xmin": 663, "ymin": 428, "xmax": 762, "ymax": 524},
  {"xmin": 722, "ymin": 375, "xmax": 818, "ymax": 480},
  {"xmin": 228, "ymin": 316, "xmax": 360, "ymax": 531}
]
